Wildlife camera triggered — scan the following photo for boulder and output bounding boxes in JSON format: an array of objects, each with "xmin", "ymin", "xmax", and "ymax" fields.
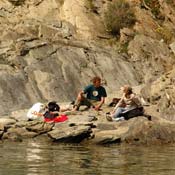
[
  {"xmin": 0, "ymin": 118, "xmax": 16, "ymax": 125},
  {"xmin": 2, "ymin": 127, "xmax": 38, "ymax": 140},
  {"xmin": 48, "ymin": 125, "xmax": 92, "ymax": 143},
  {"xmin": 25, "ymin": 121, "xmax": 54, "ymax": 134},
  {"xmin": 123, "ymin": 118, "xmax": 175, "ymax": 144}
]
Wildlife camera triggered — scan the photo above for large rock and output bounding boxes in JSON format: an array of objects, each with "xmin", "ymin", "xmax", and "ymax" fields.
[
  {"xmin": 9, "ymin": 109, "xmax": 29, "ymax": 121},
  {"xmin": 91, "ymin": 124, "xmax": 129, "ymax": 144},
  {"xmin": 123, "ymin": 117, "xmax": 175, "ymax": 144},
  {"xmin": 2, "ymin": 127, "xmax": 37, "ymax": 141},
  {"xmin": 25, "ymin": 120, "xmax": 54, "ymax": 134},
  {"xmin": 90, "ymin": 116, "xmax": 175, "ymax": 145},
  {"xmin": 0, "ymin": 118, "xmax": 16, "ymax": 125},
  {"xmin": 48, "ymin": 125, "xmax": 92, "ymax": 143}
]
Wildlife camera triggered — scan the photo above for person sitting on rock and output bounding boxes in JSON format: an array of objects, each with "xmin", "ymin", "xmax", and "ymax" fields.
[
  {"xmin": 106, "ymin": 85, "xmax": 143, "ymax": 121},
  {"xmin": 44, "ymin": 101, "xmax": 68, "ymax": 123},
  {"xmin": 72, "ymin": 76, "xmax": 107, "ymax": 111}
]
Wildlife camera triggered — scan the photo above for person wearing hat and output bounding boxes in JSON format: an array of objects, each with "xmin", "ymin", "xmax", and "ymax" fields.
[{"xmin": 107, "ymin": 85, "xmax": 142, "ymax": 121}]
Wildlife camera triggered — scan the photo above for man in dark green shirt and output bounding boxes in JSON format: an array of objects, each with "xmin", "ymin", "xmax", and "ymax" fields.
[{"xmin": 73, "ymin": 76, "xmax": 107, "ymax": 111}]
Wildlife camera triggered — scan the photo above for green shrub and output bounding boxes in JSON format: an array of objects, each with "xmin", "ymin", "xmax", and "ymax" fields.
[{"xmin": 104, "ymin": 0, "xmax": 136, "ymax": 35}]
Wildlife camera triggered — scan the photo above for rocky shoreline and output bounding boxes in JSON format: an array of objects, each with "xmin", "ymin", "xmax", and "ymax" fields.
[{"xmin": 1, "ymin": 104, "xmax": 175, "ymax": 145}]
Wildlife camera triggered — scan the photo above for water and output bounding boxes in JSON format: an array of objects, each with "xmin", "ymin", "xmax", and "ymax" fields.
[{"xmin": 0, "ymin": 140, "xmax": 175, "ymax": 175}]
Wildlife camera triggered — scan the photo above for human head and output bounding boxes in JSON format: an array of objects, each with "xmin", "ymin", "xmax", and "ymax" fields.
[
  {"xmin": 48, "ymin": 101, "xmax": 60, "ymax": 112},
  {"xmin": 121, "ymin": 85, "xmax": 132, "ymax": 95},
  {"xmin": 92, "ymin": 76, "xmax": 101, "ymax": 87}
]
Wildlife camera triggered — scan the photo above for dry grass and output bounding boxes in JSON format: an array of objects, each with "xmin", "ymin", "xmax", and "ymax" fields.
[
  {"xmin": 144, "ymin": 0, "xmax": 161, "ymax": 18},
  {"xmin": 156, "ymin": 26, "xmax": 174, "ymax": 43}
]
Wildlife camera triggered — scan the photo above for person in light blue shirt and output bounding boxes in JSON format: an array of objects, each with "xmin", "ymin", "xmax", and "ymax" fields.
[{"xmin": 73, "ymin": 76, "xmax": 107, "ymax": 111}]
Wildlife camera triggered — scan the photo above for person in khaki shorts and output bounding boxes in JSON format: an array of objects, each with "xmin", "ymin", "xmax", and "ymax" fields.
[{"xmin": 72, "ymin": 76, "xmax": 107, "ymax": 111}]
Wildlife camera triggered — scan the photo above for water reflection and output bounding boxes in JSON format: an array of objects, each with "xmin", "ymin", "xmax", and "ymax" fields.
[
  {"xmin": 0, "ymin": 140, "xmax": 175, "ymax": 175},
  {"xmin": 26, "ymin": 142, "xmax": 43, "ymax": 175}
]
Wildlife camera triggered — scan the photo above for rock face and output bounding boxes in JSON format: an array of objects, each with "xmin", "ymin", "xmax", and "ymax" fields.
[
  {"xmin": 0, "ymin": 0, "xmax": 175, "ymax": 126},
  {"xmin": 128, "ymin": 35, "xmax": 174, "ymax": 82},
  {"xmin": 141, "ymin": 68, "xmax": 175, "ymax": 121},
  {"xmin": 0, "ymin": 39, "xmax": 140, "ymax": 115},
  {"xmin": 0, "ymin": 0, "xmax": 140, "ymax": 115},
  {"xmin": 59, "ymin": 0, "xmax": 107, "ymax": 39}
]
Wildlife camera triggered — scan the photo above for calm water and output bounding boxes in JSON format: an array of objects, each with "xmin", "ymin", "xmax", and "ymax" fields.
[{"xmin": 0, "ymin": 140, "xmax": 175, "ymax": 175}]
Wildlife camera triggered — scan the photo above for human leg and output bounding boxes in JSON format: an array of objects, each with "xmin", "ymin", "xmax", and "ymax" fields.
[
  {"xmin": 112, "ymin": 107, "xmax": 126, "ymax": 118},
  {"xmin": 106, "ymin": 108, "xmax": 125, "ymax": 122},
  {"xmin": 73, "ymin": 96, "xmax": 93, "ymax": 111},
  {"xmin": 82, "ymin": 98, "xmax": 94, "ymax": 109},
  {"xmin": 72, "ymin": 95, "xmax": 83, "ymax": 111}
]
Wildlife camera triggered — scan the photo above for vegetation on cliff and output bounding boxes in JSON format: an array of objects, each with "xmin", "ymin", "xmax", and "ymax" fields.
[{"xmin": 104, "ymin": 0, "xmax": 136, "ymax": 35}]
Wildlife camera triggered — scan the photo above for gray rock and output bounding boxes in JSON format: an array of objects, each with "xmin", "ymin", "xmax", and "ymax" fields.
[
  {"xmin": 48, "ymin": 125, "xmax": 92, "ymax": 143},
  {"xmin": 25, "ymin": 121, "xmax": 54, "ymax": 134},
  {"xmin": 9, "ymin": 109, "xmax": 29, "ymax": 121},
  {"xmin": 0, "ymin": 118, "xmax": 16, "ymax": 125},
  {"xmin": 122, "ymin": 117, "xmax": 175, "ymax": 144},
  {"xmin": 2, "ymin": 127, "xmax": 37, "ymax": 140}
]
